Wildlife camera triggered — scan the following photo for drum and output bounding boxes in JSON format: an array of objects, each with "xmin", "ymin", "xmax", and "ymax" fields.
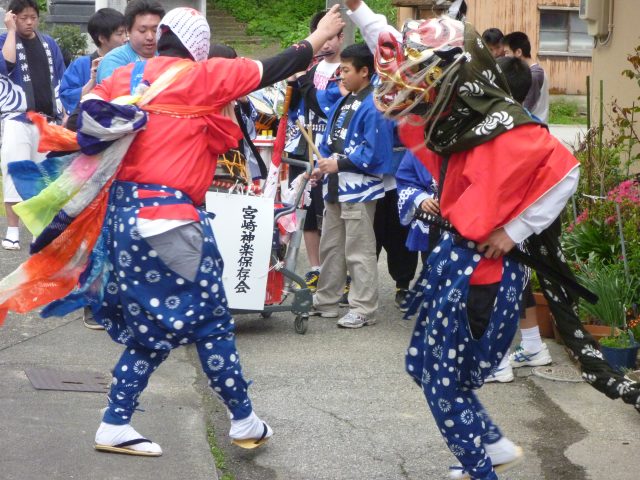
[
  {"xmin": 214, "ymin": 149, "xmax": 250, "ymax": 186},
  {"xmin": 248, "ymin": 94, "xmax": 277, "ymax": 133}
]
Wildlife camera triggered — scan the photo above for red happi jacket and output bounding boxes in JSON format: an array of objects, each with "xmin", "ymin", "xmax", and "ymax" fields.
[
  {"xmin": 399, "ymin": 121, "xmax": 579, "ymax": 285},
  {"xmin": 92, "ymin": 56, "xmax": 262, "ymax": 219}
]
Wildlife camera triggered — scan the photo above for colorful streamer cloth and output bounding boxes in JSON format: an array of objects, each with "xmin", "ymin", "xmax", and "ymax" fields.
[{"xmin": 0, "ymin": 60, "xmax": 199, "ymax": 326}]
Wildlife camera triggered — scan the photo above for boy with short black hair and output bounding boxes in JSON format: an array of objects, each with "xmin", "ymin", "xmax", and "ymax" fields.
[
  {"xmin": 502, "ymin": 31, "xmax": 549, "ymax": 122},
  {"xmin": 481, "ymin": 28, "xmax": 504, "ymax": 58},
  {"xmin": 0, "ymin": 0, "xmax": 66, "ymax": 250},
  {"xmin": 60, "ymin": 8, "xmax": 127, "ymax": 115},
  {"xmin": 310, "ymin": 43, "xmax": 394, "ymax": 328},
  {"xmin": 286, "ymin": 9, "xmax": 345, "ymax": 293},
  {"xmin": 96, "ymin": 0, "xmax": 166, "ymax": 83}
]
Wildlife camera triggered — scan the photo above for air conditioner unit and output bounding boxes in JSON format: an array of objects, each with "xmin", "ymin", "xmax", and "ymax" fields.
[{"xmin": 579, "ymin": 0, "xmax": 610, "ymax": 37}]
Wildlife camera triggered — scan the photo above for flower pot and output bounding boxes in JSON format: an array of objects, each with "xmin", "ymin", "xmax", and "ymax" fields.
[
  {"xmin": 533, "ymin": 292, "xmax": 555, "ymax": 339},
  {"xmin": 582, "ymin": 324, "xmax": 620, "ymax": 343},
  {"xmin": 600, "ymin": 343, "xmax": 640, "ymax": 372}
]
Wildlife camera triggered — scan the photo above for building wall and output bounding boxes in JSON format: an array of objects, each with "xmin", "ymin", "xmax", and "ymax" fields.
[
  {"xmin": 590, "ymin": 0, "xmax": 639, "ymax": 128},
  {"xmin": 394, "ymin": 0, "xmax": 592, "ymax": 94},
  {"xmin": 465, "ymin": 0, "xmax": 591, "ymax": 94}
]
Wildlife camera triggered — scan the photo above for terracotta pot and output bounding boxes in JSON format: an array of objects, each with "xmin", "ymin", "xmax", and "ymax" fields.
[
  {"xmin": 582, "ymin": 324, "xmax": 621, "ymax": 343},
  {"xmin": 533, "ymin": 292, "xmax": 555, "ymax": 339}
]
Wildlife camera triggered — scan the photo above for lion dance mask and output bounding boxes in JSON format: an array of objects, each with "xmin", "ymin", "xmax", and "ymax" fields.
[{"xmin": 374, "ymin": 16, "xmax": 465, "ymax": 121}]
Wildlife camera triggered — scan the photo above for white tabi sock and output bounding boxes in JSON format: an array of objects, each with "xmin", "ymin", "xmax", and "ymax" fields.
[
  {"xmin": 95, "ymin": 422, "xmax": 162, "ymax": 454},
  {"xmin": 229, "ymin": 411, "xmax": 273, "ymax": 440},
  {"xmin": 5, "ymin": 226, "xmax": 19, "ymax": 242}
]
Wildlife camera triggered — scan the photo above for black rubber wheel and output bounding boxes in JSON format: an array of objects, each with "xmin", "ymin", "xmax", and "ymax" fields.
[
  {"xmin": 260, "ymin": 311, "xmax": 273, "ymax": 318},
  {"xmin": 294, "ymin": 315, "xmax": 308, "ymax": 334}
]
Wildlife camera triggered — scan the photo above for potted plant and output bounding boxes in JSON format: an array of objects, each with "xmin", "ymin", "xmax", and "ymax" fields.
[
  {"xmin": 575, "ymin": 260, "xmax": 631, "ymax": 333},
  {"xmin": 575, "ymin": 259, "xmax": 639, "ymax": 371},
  {"xmin": 599, "ymin": 331, "xmax": 639, "ymax": 372}
]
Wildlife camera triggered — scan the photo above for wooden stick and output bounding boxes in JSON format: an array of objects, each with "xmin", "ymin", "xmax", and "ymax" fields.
[
  {"xmin": 306, "ymin": 124, "xmax": 315, "ymax": 170},
  {"xmin": 296, "ymin": 119, "xmax": 323, "ymax": 161}
]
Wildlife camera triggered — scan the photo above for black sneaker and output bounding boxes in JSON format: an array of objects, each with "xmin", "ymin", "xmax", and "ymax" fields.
[
  {"xmin": 83, "ymin": 307, "xmax": 105, "ymax": 330},
  {"xmin": 339, "ymin": 275, "xmax": 351, "ymax": 307},
  {"xmin": 304, "ymin": 269, "xmax": 320, "ymax": 293},
  {"xmin": 395, "ymin": 288, "xmax": 409, "ymax": 312}
]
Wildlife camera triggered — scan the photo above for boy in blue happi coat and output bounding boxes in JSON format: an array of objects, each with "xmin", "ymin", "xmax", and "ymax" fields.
[
  {"xmin": 0, "ymin": 0, "xmax": 66, "ymax": 250},
  {"xmin": 395, "ymin": 150, "xmax": 438, "ymax": 257},
  {"xmin": 311, "ymin": 43, "xmax": 394, "ymax": 329},
  {"xmin": 59, "ymin": 8, "xmax": 126, "ymax": 115}
]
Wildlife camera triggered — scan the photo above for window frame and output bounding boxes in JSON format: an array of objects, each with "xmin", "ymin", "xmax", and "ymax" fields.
[{"xmin": 538, "ymin": 6, "xmax": 593, "ymax": 58}]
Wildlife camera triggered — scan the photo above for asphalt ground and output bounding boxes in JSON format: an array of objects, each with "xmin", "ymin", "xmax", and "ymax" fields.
[{"xmin": 2, "ymin": 125, "xmax": 639, "ymax": 480}]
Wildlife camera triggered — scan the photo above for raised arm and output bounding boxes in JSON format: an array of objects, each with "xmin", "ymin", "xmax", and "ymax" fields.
[
  {"xmin": 256, "ymin": 4, "xmax": 345, "ymax": 89},
  {"xmin": 1, "ymin": 11, "xmax": 17, "ymax": 66},
  {"xmin": 345, "ymin": 0, "xmax": 402, "ymax": 53}
]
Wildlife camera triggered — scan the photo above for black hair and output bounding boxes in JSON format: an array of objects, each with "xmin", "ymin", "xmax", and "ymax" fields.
[
  {"xmin": 497, "ymin": 56, "xmax": 532, "ymax": 103},
  {"xmin": 157, "ymin": 29, "xmax": 192, "ymax": 60},
  {"xmin": 482, "ymin": 28, "xmax": 504, "ymax": 46},
  {"xmin": 7, "ymin": 0, "xmax": 39, "ymax": 16},
  {"xmin": 502, "ymin": 31, "xmax": 532, "ymax": 58},
  {"xmin": 88, "ymin": 8, "xmax": 126, "ymax": 48},
  {"xmin": 309, "ymin": 10, "xmax": 344, "ymax": 36},
  {"xmin": 340, "ymin": 43, "xmax": 374, "ymax": 79},
  {"xmin": 124, "ymin": 0, "xmax": 165, "ymax": 31},
  {"xmin": 209, "ymin": 44, "xmax": 237, "ymax": 59}
]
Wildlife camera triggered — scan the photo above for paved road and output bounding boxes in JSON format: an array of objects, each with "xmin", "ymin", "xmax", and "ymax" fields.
[
  {"xmin": 2, "ymin": 204, "xmax": 640, "ymax": 480},
  {"xmin": 549, "ymin": 124, "xmax": 588, "ymax": 151},
  {"xmin": 207, "ymin": 251, "xmax": 640, "ymax": 480}
]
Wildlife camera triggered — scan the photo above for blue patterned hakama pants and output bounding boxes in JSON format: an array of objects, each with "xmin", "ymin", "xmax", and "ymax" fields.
[
  {"xmin": 406, "ymin": 234, "xmax": 525, "ymax": 480},
  {"xmin": 93, "ymin": 182, "xmax": 254, "ymax": 424}
]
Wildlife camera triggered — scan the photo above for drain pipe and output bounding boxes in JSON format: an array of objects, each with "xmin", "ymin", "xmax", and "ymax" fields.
[{"xmin": 599, "ymin": 0, "xmax": 615, "ymax": 46}]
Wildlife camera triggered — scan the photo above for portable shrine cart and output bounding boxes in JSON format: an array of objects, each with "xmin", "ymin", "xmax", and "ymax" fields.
[{"xmin": 206, "ymin": 156, "xmax": 313, "ymax": 334}]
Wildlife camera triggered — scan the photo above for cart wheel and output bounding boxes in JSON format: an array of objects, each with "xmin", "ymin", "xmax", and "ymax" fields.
[
  {"xmin": 294, "ymin": 315, "xmax": 308, "ymax": 334},
  {"xmin": 260, "ymin": 312, "xmax": 273, "ymax": 319}
]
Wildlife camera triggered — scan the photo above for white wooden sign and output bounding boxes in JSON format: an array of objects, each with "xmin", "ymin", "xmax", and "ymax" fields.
[{"xmin": 205, "ymin": 191, "xmax": 274, "ymax": 310}]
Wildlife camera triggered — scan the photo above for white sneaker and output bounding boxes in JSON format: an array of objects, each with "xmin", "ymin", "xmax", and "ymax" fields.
[
  {"xmin": 449, "ymin": 437, "xmax": 524, "ymax": 479},
  {"xmin": 337, "ymin": 311, "xmax": 376, "ymax": 329},
  {"xmin": 484, "ymin": 364, "xmax": 514, "ymax": 383},
  {"xmin": 308, "ymin": 306, "xmax": 339, "ymax": 318},
  {"xmin": 509, "ymin": 343, "xmax": 552, "ymax": 368}
]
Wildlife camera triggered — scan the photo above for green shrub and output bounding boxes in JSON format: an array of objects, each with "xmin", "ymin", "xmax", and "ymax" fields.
[
  {"xmin": 212, "ymin": 0, "xmax": 397, "ymax": 48},
  {"xmin": 549, "ymin": 99, "xmax": 586, "ymax": 125},
  {"xmin": 575, "ymin": 260, "xmax": 637, "ymax": 328},
  {"xmin": 48, "ymin": 24, "xmax": 87, "ymax": 59}
]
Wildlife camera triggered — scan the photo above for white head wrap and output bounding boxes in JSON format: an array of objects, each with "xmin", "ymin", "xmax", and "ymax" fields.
[{"xmin": 157, "ymin": 8, "xmax": 210, "ymax": 62}]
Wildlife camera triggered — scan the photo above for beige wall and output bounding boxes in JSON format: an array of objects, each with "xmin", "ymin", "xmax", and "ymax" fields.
[{"xmin": 590, "ymin": 0, "xmax": 639, "ymax": 134}]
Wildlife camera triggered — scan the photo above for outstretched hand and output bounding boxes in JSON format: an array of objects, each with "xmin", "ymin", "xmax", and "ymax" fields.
[
  {"xmin": 316, "ymin": 4, "xmax": 346, "ymax": 39},
  {"xmin": 477, "ymin": 228, "xmax": 516, "ymax": 260},
  {"xmin": 344, "ymin": 0, "xmax": 362, "ymax": 12}
]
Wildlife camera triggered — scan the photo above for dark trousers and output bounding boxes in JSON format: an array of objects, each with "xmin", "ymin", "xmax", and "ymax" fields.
[{"xmin": 374, "ymin": 188, "xmax": 419, "ymax": 290}]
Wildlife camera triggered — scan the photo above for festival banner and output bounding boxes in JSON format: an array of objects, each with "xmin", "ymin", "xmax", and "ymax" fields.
[{"xmin": 205, "ymin": 191, "xmax": 274, "ymax": 310}]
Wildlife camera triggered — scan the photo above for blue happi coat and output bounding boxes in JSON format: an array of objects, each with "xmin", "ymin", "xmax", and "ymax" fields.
[
  {"xmin": 396, "ymin": 151, "xmax": 438, "ymax": 251},
  {"xmin": 319, "ymin": 89, "xmax": 395, "ymax": 203},
  {"xmin": 0, "ymin": 32, "xmax": 66, "ymax": 121}
]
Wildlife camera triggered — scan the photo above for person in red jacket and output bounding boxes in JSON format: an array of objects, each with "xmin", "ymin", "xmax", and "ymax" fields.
[{"xmin": 345, "ymin": 2, "xmax": 578, "ymax": 479}]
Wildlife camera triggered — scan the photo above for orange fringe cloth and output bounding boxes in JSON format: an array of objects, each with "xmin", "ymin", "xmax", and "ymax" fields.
[{"xmin": 27, "ymin": 112, "xmax": 79, "ymax": 152}]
